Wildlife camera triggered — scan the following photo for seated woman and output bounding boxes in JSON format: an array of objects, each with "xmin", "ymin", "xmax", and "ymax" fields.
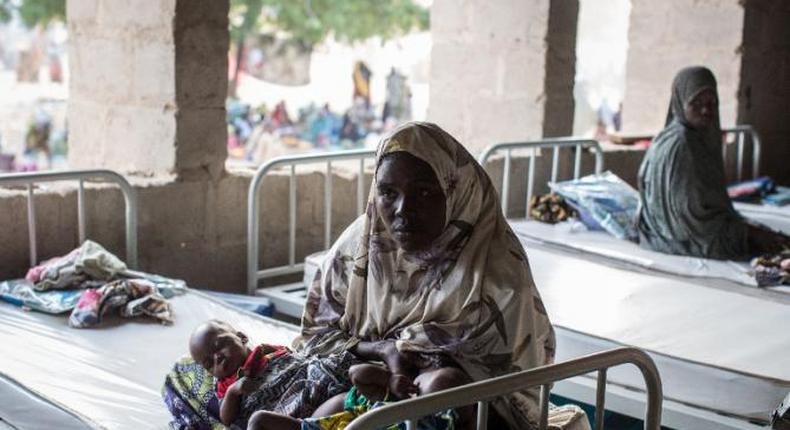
[
  {"xmin": 163, "ymin": 122, "xmax": 554, "ymax": 429},
  {"xmin": 637, "ymin": 66, "xmax": 790, "ymax": 260},
  {"xmin": 288, "ymin": 122, "xmax": 556, "ymax": 429}
]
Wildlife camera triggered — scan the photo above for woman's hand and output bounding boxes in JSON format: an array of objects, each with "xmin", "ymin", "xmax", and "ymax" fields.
[{"xmin": 378, "ymin": 341, "xmax": 426, "ymax": 377}]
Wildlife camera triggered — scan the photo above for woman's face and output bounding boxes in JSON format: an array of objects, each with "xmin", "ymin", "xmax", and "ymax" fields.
[
  {"xmin": 376, "ymin": 152, "xmax": 447, "ymax": 252},
  {"xmin": 684, "ymin": 88, "xmax": 717, "ymax": 129}
]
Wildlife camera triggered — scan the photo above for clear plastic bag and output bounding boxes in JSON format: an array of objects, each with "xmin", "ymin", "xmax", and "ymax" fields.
[{"xmin": 550, "ymin": 171, "xmax": 640, "ymax": 241}]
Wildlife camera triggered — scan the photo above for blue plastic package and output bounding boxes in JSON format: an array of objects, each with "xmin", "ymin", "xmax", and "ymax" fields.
[{"xmin": 550, "ymin": 171, "xmax": 640, "ymax": 241}]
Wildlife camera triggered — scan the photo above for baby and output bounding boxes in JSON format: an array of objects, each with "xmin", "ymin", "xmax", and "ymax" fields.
[
  {"xmin": 188, "ymin": 320, "xmax": 293, "ymax": 426},
  {"xmin": 249, "ymin": 354, "xmax": 469, "ymax": 430},
  {"xmin": 190, "ymin": 320, "xmax": 466, "ymax": 429}
]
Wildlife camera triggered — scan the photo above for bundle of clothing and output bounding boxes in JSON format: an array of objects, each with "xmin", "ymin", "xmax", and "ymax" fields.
[
  {"xmin": 528, "ymin": 193, "xmax": 576, "ymax": 224},
  {"xmin": 751, "ymin": 250, "xmax": 790, "ymax": 287},
  {"xmin": 0, "ymin": 240, "xmax": 184, "ymax": 327}
]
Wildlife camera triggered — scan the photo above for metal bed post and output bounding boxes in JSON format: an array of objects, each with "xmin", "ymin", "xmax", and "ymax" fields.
[
  {"xmin": 721, "ymin": 125, "xmax": 762, "ymax": 181},
  {"xmin": 344, "ymin": 347, "xmax": 662, "ymax": 430},
  {"xmin": 478, "ymin": 138, "xmax": 603, "ymax": 217},
  {"xmin": 0, "ymin": 169, "xmax": 138, "ymax": 268},
  {"xmin": 247, "ymin": 149, "xmax": 376, "ymax": 295}
]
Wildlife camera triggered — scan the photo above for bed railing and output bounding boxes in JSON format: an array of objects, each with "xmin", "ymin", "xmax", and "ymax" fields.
[
  {"xmin": 478, "ymin": 138, "xmax": 604, "ymax": 216},
  {"xmin": 346, "ymin": 347, "xmax": 663, "ymax": 430},
  {"xmin": 0, "ymin": 169, "xmax": 138, "ymax": 268},
  {"xmin": 247, "ymin": 149, "xmax": 376, "ymax": 295},
  {"xmin": 721, "ymin": 125, "xmax": 761, "ymax": 181}
]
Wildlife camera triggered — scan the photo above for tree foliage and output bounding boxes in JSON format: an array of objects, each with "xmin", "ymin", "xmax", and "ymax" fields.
[
  {"xmin": 0, "ymin": 0, "xmax": 65, "ymax": 27},
  {"xmin": 230, "ymin": 0, "xmax": 429, "ymax": 47}
]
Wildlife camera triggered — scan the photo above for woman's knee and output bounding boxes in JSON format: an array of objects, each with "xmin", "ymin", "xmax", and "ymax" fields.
[{"xmin": 418, "ymin": 367, "xmax": 471, "ymax": 394}]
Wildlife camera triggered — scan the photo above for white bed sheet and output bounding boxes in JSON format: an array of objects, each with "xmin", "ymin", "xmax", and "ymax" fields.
[
  {"xmin": 527, "ymin": 245, "xmax": 790, "ymax": 422},
  {"xmin": 511, "ymin": 202, "xmax": 790, "ymax": 290},
  {"xmin": 0, "ymin": 289, "xmax": 299, "ymax": 430}
]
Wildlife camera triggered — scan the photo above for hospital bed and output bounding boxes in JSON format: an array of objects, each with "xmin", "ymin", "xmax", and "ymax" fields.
[
  {"xmin": 479, "ymin": 126, "xmax": 789, "ymax": 291},
  {"xmin": 248, "ymin": 130, "xmax": 787, "ymax": 430},
  {"xmin": 0, "ymin": 169, "xmax": 660, "ymax": 430},
  {"xmin": 474, "ymin": 126, "xmax": 789, "ymax": 429}
]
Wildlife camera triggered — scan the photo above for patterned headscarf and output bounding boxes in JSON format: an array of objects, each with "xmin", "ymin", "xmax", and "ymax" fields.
[{"xmin": 296, "ymin": 121, "xmax": 555, "ymax": 428}]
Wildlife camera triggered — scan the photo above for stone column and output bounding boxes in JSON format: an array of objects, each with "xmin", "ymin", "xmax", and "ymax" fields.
[
  {"xmin": 428, "ymin": 0, "xmax": 578, "ymax": 153},
  {"xmin": 738, "ymin": 0, "xmax": 790, "ymax": 184},
  {"xmin": 621, "ymin": 0, "xmax": 744, "ymax": 134},
  {"xmin": 67, "ymin": 0, "xmax": 228, "ymax": 179}
]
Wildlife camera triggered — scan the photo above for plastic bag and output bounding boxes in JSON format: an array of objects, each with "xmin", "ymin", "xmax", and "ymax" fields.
[{"xmin": 550, "ymin": 171, "xmax": 640, "ymax": 241}]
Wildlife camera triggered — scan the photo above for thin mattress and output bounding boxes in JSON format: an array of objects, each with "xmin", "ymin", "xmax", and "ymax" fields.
[
  {"xmin": 510, "ymin": 202, "xmax": 790, "ymax": 290},
  {"xmin": 526, "ymin": 244, "xmax": 790, "ymax": 423},
  {"xmin": 0, "ymin": 289, "xmax": 299, "ymax": 429}
]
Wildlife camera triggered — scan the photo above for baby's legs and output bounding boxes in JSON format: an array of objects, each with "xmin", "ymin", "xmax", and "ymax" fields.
[
  {"xmin": 311, "ymin": 392, "xmax": 347, "ymax": 417},
  {"xmin": 247, "ymin": 411, "xmax": 300, "ymax": 430}
]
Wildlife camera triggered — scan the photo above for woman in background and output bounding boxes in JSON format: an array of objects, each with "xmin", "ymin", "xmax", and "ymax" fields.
[{"xmin": 637, "ymin": 66, "xmax": 790, "ymax": 259}]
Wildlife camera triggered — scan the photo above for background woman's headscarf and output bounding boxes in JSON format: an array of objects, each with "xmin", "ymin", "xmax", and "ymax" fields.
[
  {"xmin": 296, "ymin": 121, "xmax": 555, "ymax": 428},
  {"xmin": 638, "ymin": 66, "xmax": 749, "ymax": 259}
]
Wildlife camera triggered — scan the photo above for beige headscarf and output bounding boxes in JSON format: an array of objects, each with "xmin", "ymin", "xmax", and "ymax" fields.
[{"xmin": 296, "ymin": 122, "xmax": 555, "ymax": 428}]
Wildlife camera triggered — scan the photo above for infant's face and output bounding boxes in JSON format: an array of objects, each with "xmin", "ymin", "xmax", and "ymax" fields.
[{"xmin": 190, "ymin": 323, "xmax": 248, "ymax": 379}]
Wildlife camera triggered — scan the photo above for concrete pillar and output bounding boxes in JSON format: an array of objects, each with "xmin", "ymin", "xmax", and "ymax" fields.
[
  {"xmin": 428, "ymin": 0, "xmax": 578, "ymax": 153},
  {"xmin": 621, "ymin": 0, "xmax": 743, "ymax": 134},
  {"xmin": 738, "ymin": 0, "xmax": 790, "ymax": 185},
  {"xmin": 67, "ymin": 0, "xmax": 228, "ymax": 178}
]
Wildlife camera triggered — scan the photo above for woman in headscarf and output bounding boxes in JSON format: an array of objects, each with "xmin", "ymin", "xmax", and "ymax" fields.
[
  {"xmin": 296, "ymin": 121, "xmax": 555, "ymax": 429},
  {"xmin": 637, "ymin": 66, "xmax": 790, "ymax": 260}
]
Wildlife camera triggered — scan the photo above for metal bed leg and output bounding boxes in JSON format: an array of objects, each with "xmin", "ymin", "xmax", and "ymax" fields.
[
  {"xmin": 539, "ymin": 384, "xmax": 550, "ymax": 430},
  {"xmin": 476, "ymin": 401, "xmax": 488, "ymax": 430},
  {"xmin": 595, "ymin": 369, "xmax": 607, "ymax": 430}
]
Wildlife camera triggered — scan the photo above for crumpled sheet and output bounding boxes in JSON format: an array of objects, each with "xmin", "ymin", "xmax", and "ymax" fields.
[
  {"xmin": 0, "ymin": 240, "xmax": 185, "ymax": 327},
  {"xmin": 752, "ymin": 250, "xmax": 790, "ymax": 287}
]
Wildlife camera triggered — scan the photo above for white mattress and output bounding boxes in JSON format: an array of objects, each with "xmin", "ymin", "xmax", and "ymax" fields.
[
  {"xmin": 510, "ymin": 202, "xmax": 790, "ymax": 290},
  {"xmin": 527, "ymin": 245, "xmax": 790, "ymax": 423},
  {"xmin": 0, "ymin": 289, "xmax": 299, "ymax": 430},
  {"xmin": 303, "ymin": 244, "xmax": 790, "ymax": 424}
]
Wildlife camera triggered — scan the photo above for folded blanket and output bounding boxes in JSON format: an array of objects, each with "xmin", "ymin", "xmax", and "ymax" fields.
[
  {"xmin": 69, "ymin": 279, "xmax": 173, "ymax": 328},
  {"xmin": 26, "ymin": 240, "xmax": 127, "ymax": 291}
]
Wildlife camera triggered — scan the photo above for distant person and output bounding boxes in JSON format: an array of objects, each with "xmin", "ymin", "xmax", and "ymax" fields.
[
  {"xmin": 637, "ymin": 66, "xmax": 790, "ymax": 259},
  {"xmin": 352, "ymin": 61, "xmax": 371, "ymax": 106}
]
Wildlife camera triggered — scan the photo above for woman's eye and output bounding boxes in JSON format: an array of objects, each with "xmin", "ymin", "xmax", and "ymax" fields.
[{"xmin": 379, "ymin": 189, "xmax": 395, "ymax": 199}]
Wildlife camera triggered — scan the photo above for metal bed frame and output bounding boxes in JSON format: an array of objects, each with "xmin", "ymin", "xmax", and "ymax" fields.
[
  {"xmin": 721, "ymin": 125, "xmax": 761, "ymax": 182},
  {"xmin": 346, "ymin": 347, "xmax": 662, "ymax": 430},
  {"xmin": 477, "ymin": 137, "xmax": 604, "ymax": 216},
  {"xmin": 247, "ymin": 149, "xmax": 376, "ymax": 297},
  {"xmin": 0, "ymin": 169, "xmax": 138, "ymax": 268}
]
